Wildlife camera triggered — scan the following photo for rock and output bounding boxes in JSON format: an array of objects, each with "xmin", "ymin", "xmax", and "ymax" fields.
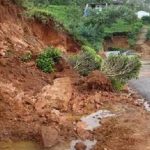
[
  {"xmin": 41, "ymin": 126, "xmax": 59, "ymax": 148},
  {"xmin": 35, "ymin": 99, "xmax": 49, "ymax": 113},
  {"xmin": 76, "ymin": 122, "xmax": 93, "ymax": 140},
  {"xmin": 26, "ymin": 61, "xmax": 35, "ymax": 67},
  {"xmin": 75, "ymin": 142, "xmax": 87, "ymax": 150},
  {"xmin": 37, "ymin": 77, "xmax": 72, "ymax": 110},
  {"xmin": 0, "ymin": 58, "xmax": 8, "ymax": 66}
]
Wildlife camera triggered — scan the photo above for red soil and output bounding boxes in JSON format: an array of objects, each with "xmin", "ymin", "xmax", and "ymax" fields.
[
  {"xmin": 0, "ymin": 1, "xmax": 150, "ymax": 150},
  {"xmin": 104, "ymin": 36, "xmax": 129, "ymax": 51}
]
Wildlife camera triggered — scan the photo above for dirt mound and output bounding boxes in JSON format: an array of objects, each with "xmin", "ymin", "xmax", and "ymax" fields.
[
  {"xmin": 78, "ymin": 71, "xmax": 113, "ymax": 92},
  {"xmin": 86, "ymin": 71, "xmax": 113, "ymax": 91}
]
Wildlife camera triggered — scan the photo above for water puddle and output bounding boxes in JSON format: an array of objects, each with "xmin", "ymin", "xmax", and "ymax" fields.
[
  {"xmin": 0, "ymin": 141, "xmax": 41, "ymax": 150},
  {"xmin": 71, "ymin": 140, "xmax": 97, "ymax": 150},
  {"xmin": 144, "ymin": 101, "xmax": 150, "ymax": 112},
  {"xmin": 0, "ymin": 110, "xmax": 115, "ymax": 150},
  {"xmin": 70, "ymin": 110, "xmax": 115, "ymax": 150},
  {"xmin": 81, "ymin": 110, "xmax": 115, "ymax": 131}
]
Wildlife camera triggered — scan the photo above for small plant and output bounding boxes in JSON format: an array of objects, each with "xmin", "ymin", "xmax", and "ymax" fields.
[
  {"xmin": 101, "ymin": 55, "xmax": 141, "ymax": 90},
  {"xmin": 111, "ymin": 79, "xmax": 125, "ymax": 91},
  {"xmin": 69, "ymin": 47, "xmax": 102, "ymax": 76},
  {"xmin": 36, "ymin": 47, "xmax": 61, "ymax": 73},
  {"xmin": 21, "ymin": 52, "xmax": 32, "ymax": 62}
]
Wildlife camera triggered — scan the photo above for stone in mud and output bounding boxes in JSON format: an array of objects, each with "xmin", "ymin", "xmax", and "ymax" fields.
[
  {"xmin": 0, "ymin": 58, "xmax": 8, "ymax": 66},
  {"xmin": 41, "ymin": 126, "xmax": 59, "ymax": 148},
  {"xmin": 75, "ymin": 142, "xmax": 87, "ymax": 150},
  {"xmin": 36, "ymin": 77, "xmax": 72, "ymax": 111},
  {"xmin": 76, "ymin": 122, "xmax": 93, "ymax": 140}
]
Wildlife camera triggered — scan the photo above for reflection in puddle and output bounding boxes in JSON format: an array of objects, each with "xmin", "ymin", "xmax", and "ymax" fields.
[{"xmin": 144, "ymin": 101, "xmax": 150, "ymax": 111}]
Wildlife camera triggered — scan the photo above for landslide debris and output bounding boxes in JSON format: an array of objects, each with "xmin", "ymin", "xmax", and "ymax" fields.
[{"xmin": 0, "ymin": 1, "xmax": 150, "ymax": 150}]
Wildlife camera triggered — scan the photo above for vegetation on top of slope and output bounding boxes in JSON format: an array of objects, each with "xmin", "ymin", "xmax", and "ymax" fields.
[{"xmin": 25, "ymin": 3, "xmax": 142, "ymax": 51}]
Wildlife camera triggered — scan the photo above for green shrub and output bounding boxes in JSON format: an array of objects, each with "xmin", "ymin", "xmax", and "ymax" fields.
[
  {"xmin": 111, "ymin": 79, "xmax": 125, "ymax": 91},
  {"xmin": 108, "ymin": 47, "xmax": 124, "ymax": 51},
  {"xmin": 69, "ymin": 50, "xmax": 102, "ymax": 76},
  {"xmin": 36, "ymin": 47, "xmax": 61, "ymax": 73},
  {"xmin": 128, "ymin": 38, "xmax": 136, "ymax": 47},
  {"xmin": 142, "ymin": 16, "xmax": 150, "ymax": 24},
  {"xmin": 21, "ymin": 52, "xmax": 32, "ymax": 62},
  {"xmin": 101, "ymin": 55, "xmax": 141, "ymax": 90},
  {"xmin": 146, "ymin": 30, "xmax": 150, "ymax": 40},
  {"xmin": 82, "ymin": 45, "xmax": 102, "ymax": 64}
]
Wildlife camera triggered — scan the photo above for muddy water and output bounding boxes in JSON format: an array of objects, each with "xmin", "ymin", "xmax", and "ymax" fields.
[
  {"xmin": 0, "ymin": 141, "xmax": 71, "ymax": 150},
  {"xmin": 0, "ymin": 110, "xmax": 115, "ymax": 150},
  {"xmin": 0, "ymin": 141, "xmax": 42, "ymax": 150}
]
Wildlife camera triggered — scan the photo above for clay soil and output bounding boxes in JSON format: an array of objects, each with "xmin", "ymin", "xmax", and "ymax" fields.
[
  {"xmin": 103, "ymin": 36, "xmax": 129, "ymax": 51},
  {"xmin": 1, "ymin": 1, "xmax": 150, "ymax": 150}
]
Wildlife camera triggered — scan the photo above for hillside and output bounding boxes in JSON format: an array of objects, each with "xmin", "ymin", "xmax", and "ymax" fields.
[
  {"xmin": 0, "ymin": 1, "xmax": 150, "ymax": 150},
  {"xmin": 0, "ymin": 0, "xmax": 80, "ymax": 55}
]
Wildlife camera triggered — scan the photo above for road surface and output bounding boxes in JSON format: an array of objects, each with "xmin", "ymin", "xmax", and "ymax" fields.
[{"xmin": 129, "ymin": 61, "xmax": 150, "ymax": 100}]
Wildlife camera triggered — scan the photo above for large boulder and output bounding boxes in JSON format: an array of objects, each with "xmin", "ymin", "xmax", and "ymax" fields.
[{"xmin": 35, "ymin": 77, "xmax": 72, "ymax": 112}]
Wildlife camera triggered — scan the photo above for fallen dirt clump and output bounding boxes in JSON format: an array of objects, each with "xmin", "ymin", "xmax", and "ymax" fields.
[{"xmin": 78, "ymin": 71, "xmax": 113, "ymax": 92}]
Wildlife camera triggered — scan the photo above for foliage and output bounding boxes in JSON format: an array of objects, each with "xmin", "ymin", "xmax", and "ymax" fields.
[
  {"xmin": 146, "ymin": 29, "xmax": 150, "ymax": 40},
  {"xmin": 127, "ymin": 21, "xmax": 143, "ymax": 47},
  {"xmin": 69, "ymin": 48, "xmax": 102, "ymax": 76},
  {"xmin": 24, "ymin": 2, "xmax": 141, "ymax": 51},
  {"xmin": 36, "ymin": 47, "xmax": 61, "ymax": 73},
  {"xmin": 20, "ymin": 0, "xmax": 112, "ymax": 6},
  {"xmin": 142, "ymin": 16, "xmax": 150, "ymax": 24},
  {"xmin": 101, "ymin": 55, "xmax": 141, "ymax": 88},
  {"xmin": 111, "ymin": 79, "xmax": 125, "ymax": 91},
  {"xmin": 107, "ymin": 47, "xmax": 124, "ymax": 51},
  {"xmin": 21, "ymin": 52, "xmax": 32, "ymax": 62},
  {"xmin": 104, "ymin": 20, "xmax": 142, "ymax": 35}
]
